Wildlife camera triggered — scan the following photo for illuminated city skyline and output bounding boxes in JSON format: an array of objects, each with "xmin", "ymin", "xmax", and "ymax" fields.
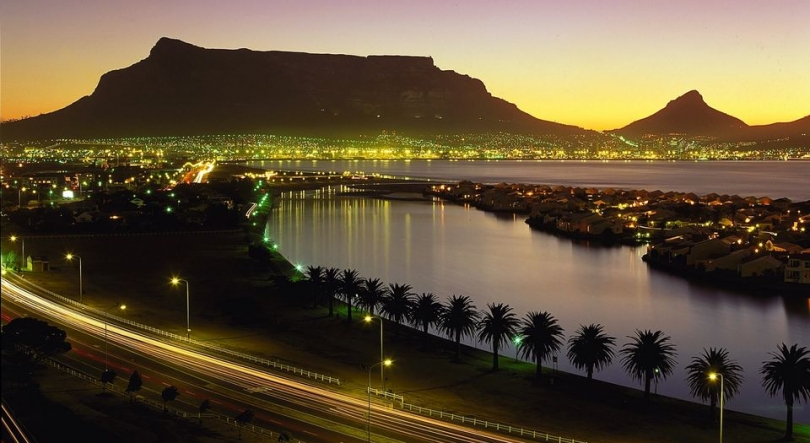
[{"xmin": 2, "ymin": 0, "xmax": 809, "ymax": 130}]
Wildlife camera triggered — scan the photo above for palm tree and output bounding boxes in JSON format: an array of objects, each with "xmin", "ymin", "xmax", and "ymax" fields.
[
  {"xmin": 358, "ymin": 278, "xmax": 385, "ymax": 315},
  {"xmin": 567, "ymin": 323, "xmax": 616, "ymax": 380},
  {"xmin": 477, "ymin": 303, "xmax": 519, "ymax": 371},
  {"xmin": 685, "ymin": 347, "xmax": 744, "ymax": 421},
  {"xmin": 323, "ymin": 267, "xmax": 340, "ymax": 317},
  {"xmin": 438, "ymin": 295, "xmax": 479, "ymax": 361},
  {"xmin": 339, "ymin": 269, "xmax": 363, "ymax": 323},
  {"xmin": 620, "ymin": 329, "xmax": 677, "ymax": 402},
  {"xmin": 305, "ymin": 265, "xmax": 324, "ymax": 308},
  {"xmin": 410, "ymin": 292, "xmax": 442, "ymax": 349},
  {"xmin": 761, "ymin": 343, "xmax": 810, "ymax": 441},
  {"xmin": 381, "ymin": 283, "xmax": 415, "ymax": 337},
  {"xmin": 518, "ymin": 311, "xmax": 564, "ymax": 382}
]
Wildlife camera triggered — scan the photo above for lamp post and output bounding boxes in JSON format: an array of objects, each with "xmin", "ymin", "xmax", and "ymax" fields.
[
  {"xmin": 171, "ymin": 277, "xmax": 191, "ymax": 340},
  {"xmin": 364, "ymin": 315, "xmax": 385, "ymax": 390},
  {"xmin": 10, "ymin": 235, "xmax": 24, "ymax": 271},
  {"xmin": 709, "ymin": 372, "xmax": 724, "ymax": 443},
  {"xmin": 103, "ymin": 304, "xmax": 126, "ymax": 369},
  {"xmin": 65, "ymin": 253, "xmax": 82, "ymax": 302},
  {"xmin": 367, "ymin": 359, "xmax": 392, "ymax": 443},
  {"xmin": 512, "ymin": 335, "xmax": 523, "ymax": 363}
]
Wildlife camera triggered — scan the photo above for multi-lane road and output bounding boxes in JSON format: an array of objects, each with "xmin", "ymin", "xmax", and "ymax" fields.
[{"xmin": 1, "ymin": 274, "xmax": 546, "ymax": 443}]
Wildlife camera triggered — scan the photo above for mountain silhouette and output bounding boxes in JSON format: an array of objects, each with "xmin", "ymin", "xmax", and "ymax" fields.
[
  {"xmin": 0, "ymin": 37, "xmax": 586, "ymax": 140},
  {"xmin": 614, "ymin": 90, "xmax": 749, "ymax": 137}
]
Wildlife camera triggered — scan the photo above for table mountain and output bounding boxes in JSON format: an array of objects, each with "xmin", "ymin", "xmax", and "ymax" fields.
[{"xmin": 1, "ymin": 37, "xmax": 586, "ymax": 140}]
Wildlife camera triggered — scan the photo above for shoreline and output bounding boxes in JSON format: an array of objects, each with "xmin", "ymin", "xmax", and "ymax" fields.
[{"xmin": 1, "ymin": 179, "xmax": 807, "ymax": 443}]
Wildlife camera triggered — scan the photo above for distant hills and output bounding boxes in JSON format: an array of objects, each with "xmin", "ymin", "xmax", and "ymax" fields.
[
  {"xmin": 613, "ymin": 90, "xmax": 809, "ymax": 139},
  {"xmin": 0, "ymin": 38, "xmax": 585, "ymax": 140},
  {"xmin": 1, "ymin": 38, "xmax": 807, "ymax": 141}
]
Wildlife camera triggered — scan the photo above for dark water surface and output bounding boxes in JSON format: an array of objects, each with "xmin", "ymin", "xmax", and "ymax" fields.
[{"xmin": 257, "ymin": 161, "xmax": 810, "ymax": 422}]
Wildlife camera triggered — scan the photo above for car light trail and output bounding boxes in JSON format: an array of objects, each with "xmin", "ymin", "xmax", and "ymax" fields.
[{"xmin": 1, "ymin": 277, "xmax": 548, "ymax": 443}]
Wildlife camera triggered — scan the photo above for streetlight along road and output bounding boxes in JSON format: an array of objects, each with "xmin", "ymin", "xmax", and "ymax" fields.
[{"xmin": 171, "ymin": 277, "xmax": 191, "ymax": 340}]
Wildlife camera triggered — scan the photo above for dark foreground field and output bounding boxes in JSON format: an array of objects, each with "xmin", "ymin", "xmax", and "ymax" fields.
[{"xmin": 1, "ymin": 227, "xmax": 807, "ymax": 443}]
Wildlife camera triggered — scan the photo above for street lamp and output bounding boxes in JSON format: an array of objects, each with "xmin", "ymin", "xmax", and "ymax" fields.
[
  {"xmin": 102, "ymin": 304, "xmax": 126, "ymax": 369},
  {"xmin": 10, "ymin": 235, "xmax": 24, "ymax": 271},
  {"xmin": 65, "ymin": 253, "xmax": 83, "ymax": 302},
  {"xmin": 709, "ymin": 372, "xmax": 724, "ymax": 443},
  {"xmin": 364, "ymin": 315, "xmax": 385, "ymax": 390},
  {"xmin": 171, "ymin": 277, "xmax": 191, "ymax": 340},
  {"xmin": 367, "ymin": 359, "xmax": 392, "ymax": 443},
  {"xmin": 512, "ymin": 335, "xmax": 523, "ymax": 363}
]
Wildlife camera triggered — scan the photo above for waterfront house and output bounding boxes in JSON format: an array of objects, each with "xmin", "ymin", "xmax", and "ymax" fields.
[
  {"xmin": 784, "ymin": 252, "xmax": 810, "ymax": 284},
  {"xmin": 739, "ymin": 255, "xmax": 784, "ymax": 278},
  {"xmin": 686, "ymin": 238, "xmax": 731, "ymax": 266}
]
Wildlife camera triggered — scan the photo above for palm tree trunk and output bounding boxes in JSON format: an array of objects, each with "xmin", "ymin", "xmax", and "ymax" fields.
[
  {"xmin": 643, "ymin": 375, "xmax": 651, "ymax": 401},
  {"xmin": 455, "ymin": 331, "xmax": 462, "ymax": 361},
  {"xmin": 587, "ymin": 366, "xmax": 593, "ymax": 380},
  {"xmin": 785, "ymin": 401, "xmax": 793, "ymax": 441},
  {"xmin": 492, "ymin": 342, "xmax": 499, "ymax": 371},
  {"xmin": 347, "ymin": 294, "xmax": 353, "ymax": 323},
  {"xmin": 328, "ymin": 295, "xmax": 334, "ymax": 316},
  {"xmin": 709, "ymin": 396, "xmax": 717, "ymax": 422},
  {"xmin": 535, "ymin": 355, "xmax": 543, "ymax": 381}
]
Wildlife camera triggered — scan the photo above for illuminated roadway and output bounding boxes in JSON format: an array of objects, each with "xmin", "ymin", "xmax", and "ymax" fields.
[{"xmin": 1, "ymin": 276, "xmax": 541, "ymax": 443}]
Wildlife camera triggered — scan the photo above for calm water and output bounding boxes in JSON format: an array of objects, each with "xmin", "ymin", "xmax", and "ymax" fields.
[
  {"xmin": 251, "ymin": 159, "xmax": 810, "ymax": 201},
  {"xmin": 257, "ymin": 161, "xmax": 810, "ymax": 422}
]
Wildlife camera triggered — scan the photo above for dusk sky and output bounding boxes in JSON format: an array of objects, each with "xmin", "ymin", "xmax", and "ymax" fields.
[{"xmin": 2, "ymin": 0, "xmax": 809, "ymax": 131}]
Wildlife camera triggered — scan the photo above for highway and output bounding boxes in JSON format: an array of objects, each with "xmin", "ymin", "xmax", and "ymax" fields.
[{"xmin": 1, "ymin": 275, "xmax": 540, "ymax": 443}]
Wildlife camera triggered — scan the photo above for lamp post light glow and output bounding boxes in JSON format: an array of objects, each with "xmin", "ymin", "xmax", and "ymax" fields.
[
  {"xmin": 10, "ymin": 235, "xmax": 24, "ymax": 271},
  {"xmin": 65, "ymin": 253, "xmax": 82, "ymax": 302},
  {"xmin": 103, "ymin": 304, "xmax": 126, "ymax": 369},
  {"xmin": 171, "ymin": 277, "xmax": 191, "ymax": 340},
  {"xmin": 513, "ymin": 335, "xmax": 523, "ymax": 363},
  {"xmin": 364, "ymin": 315, "xmax": 385, "ymax": 390},
  {"xmin": 709, "ymin": 372, "xmax": 724, "ymax": 443},
  {"xmin": 367, "ymin": 359, "xmax": 392, "ymax": 443}
]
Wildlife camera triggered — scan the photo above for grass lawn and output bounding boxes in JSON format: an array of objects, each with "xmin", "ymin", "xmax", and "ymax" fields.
[{"xmin": 1, "ymin": 220, "xmax": 808, "ymax": 443}]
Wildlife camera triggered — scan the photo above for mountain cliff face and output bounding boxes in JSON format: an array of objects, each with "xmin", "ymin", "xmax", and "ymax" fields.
[{"xmin": 1, "ymin": 38, "xmax": 585, "ymax": 140}]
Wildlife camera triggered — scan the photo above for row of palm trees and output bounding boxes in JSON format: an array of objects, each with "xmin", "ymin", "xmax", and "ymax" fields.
[{"xmin": 303, "ymin": 265, "xmax": 809, "ymax": 440}]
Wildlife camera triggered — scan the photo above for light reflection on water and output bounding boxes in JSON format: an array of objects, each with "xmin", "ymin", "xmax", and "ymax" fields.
[{"xmin": 267, "ymin": 190, "xmax": 809, "ymax": 422}]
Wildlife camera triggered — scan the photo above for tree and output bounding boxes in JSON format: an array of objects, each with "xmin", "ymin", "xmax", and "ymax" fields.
[
  {"xmin": 161, "ymin": 385, "xmax": 180, "ymax": 412},
  {"xmin": 126, "ymin": 370, "xmax": 143, "ymax": 402},
  {"xmin": 518, "ymin": 311, "xmax": 564, "ymax": 382},
  {"xmin": 567, "ymin": 324, "xmax": 616, "ymax": 380},
  {"xmin": 100, "ymin": 369, "xmax": 117, "ymax": 393},
  {"xmin": 438, "ymin": 295, "xmax": 479, "ymax": 361},
  {"xmin": 410, "ymin": 292, "xmax": 442, "ymax": 349},
  {"xmin": 339, "ymin": 269, "xmax": 363, "ymax": 323},
  {"xmin": 198, "ymin": 399, "xmax": 211, "ymax": 425},
  {"xmin": 358, "ymin": 278, "xmax": 385, "ymax": 315},
  {"xmin": 685, "ymin": 347, "xmax": 744, "ymax": 421},
  {"xmin": 761, "ymin": 343, "xmax": 810, "ymax": 441},
  {"xmin": 381, "ymin": 283, "xmax": 415, "ymax": 338},
  {"xmin": 323, "ymin": 267, "xmax": 341, "ymax": 317},
  {"xmin": 305, "ymin": 265, "xmax": 324, "ymax": 308},
  {"xmin": 620, "ymin": 329, "xmax": 677, "ymax": 402},
  {"xmin": 1, "ymin": 317, "xmax": 71, "ymax": 360},
  {"xmin": 235, "ymin": 408, "xmax": 254, "ymax": 440},
  {"xmin": 477, "ymin": 303, "xmax": 519, "ymax": 371}
]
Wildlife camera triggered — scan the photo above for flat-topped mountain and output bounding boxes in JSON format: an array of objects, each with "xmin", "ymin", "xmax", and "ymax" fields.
[{"xmin": 0, "ymin": 38, "xmax": 586, "ymax": 140}]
